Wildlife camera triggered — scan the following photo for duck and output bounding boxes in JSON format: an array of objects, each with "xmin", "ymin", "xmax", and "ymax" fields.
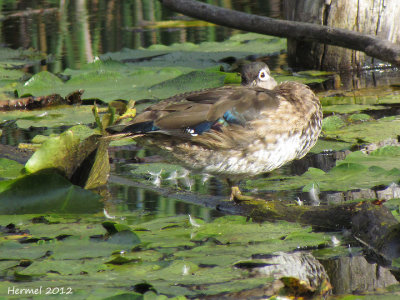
[{"xmin": 107, "ymin": 62, "xmax": 322, "ymax": 201}]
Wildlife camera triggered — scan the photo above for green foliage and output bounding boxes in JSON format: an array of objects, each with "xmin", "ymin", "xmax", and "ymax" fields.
[
  {"xmin": 0, "ymin": 46, "xmax": 47, "ymax": 100},
  {"xmin": 323, "ymin": 104, "xmax": 385, "ymax": 114},
  {"xmin": 322, "ymin": 115, "xmax": 346, "ymax": 131},
  {"xmin": 324, "ymin": 116, "xmax": 400, "ymax": 145},
  {"xmin": 0, "ymin": 105, "xmax": 97, "ymax": 129},
  {"xmin": 0, "ymin": 158, "xmax": 23, "ymax": 179},
  {"xmin": 0, "ymin": 214, "xmax": 332, "ymax": 298},
  {"xmin": 25, "ymin": 125, "xmax": 96, "ymax": 175},
  {"xmin": 12, "ymin": 33, "xmax": 285, "ymax": 104}
]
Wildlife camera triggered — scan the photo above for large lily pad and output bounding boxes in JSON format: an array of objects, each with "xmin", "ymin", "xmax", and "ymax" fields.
[
  {"xmin": 0, "ymin": 172, "xmax": 101, "ymax": 214},
  {"xmin": 24, "ymin": 124, "xmax": 110, "ymax": 189}
]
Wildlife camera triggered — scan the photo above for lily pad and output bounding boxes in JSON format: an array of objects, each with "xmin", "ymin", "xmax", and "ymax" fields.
[
  {"xmin": 322, "ymin": 115, "xmax": 346, "ymax": 131},
  {"xmin": 12, "ymin": 33, "xmax": 285, "ymax": 105},
  {"xmin": 0, "ymin": 211, "xmax": 337, "ymax": 298},
  {"xmin": 324, "ymin": 116, "xmax": 400, "ymax": 145},
  {"xmin": 0, "ymin": 105, "xmax": 96, "ymax": 129},
  {"xmin": 0, "ymin": 46, "xmax": 46, "ymax": 69},
  {"xmin": 0, "ymin": 172, "xmax": 101, "ymax": 214},
  {"xmin": 0, "ymin": 158, "xmax": 23, "ymax": 179},
  {"xmin": 309, "ymin": 139, "xmax": 351, "ymax": 153},
  {"xmin": 25, "ymin": 125, "xmax": 96, "ymax": 176},
  {"xmin": 348, "ymin": 113, "xmax": 372, "ymax": 122},
  {"xmin": 322, "ymin": 104, "xmax": 385, "ymax": 114}
]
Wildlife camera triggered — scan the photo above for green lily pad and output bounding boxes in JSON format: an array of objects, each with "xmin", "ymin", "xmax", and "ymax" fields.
[
  {"xmin": 324, "ymin": 116, "xmax": 400, "ymax": 145},
  {"xmin": 310, "ymin": 139, "xmax": 351, "ymax": 153},
  {"xmin": 0, "ymin": 158, "xmax": 24, "ymax": 179},
  {"xmin": 322, "ymin": 115, "xmax": 346, "ymax": 131},
  {"xmin": 0, "ymin": 172, "xmax": 101, "ymax": 214},
  {"xmin": 377, "ymin": 93, "xmax": 400, "ymax": 104},
  {"xmin": 320, "ymin": 95, "xmax": 379, "ymax": 106},
  {"xmin": 348, "ymin": 113, "xmax": 372, "ymax": 122},
  {"xmin": 0, "ymin": 46, "xmax": 46, "ymax": 69},
  {"xmin": 297, "ymin": 70, "xmax": 334, "ymax": 77},
  {"xmin": 0, "ymin": 46, "xmax": 47, "ymax": 100},
  {"xmin": 102, "ymin": 33, "xmax": 286, "ymax": 69},
  {"xmin": 12, "ymin": 33, "xmax": 286, "ymax": 105},
  {"xmin": 322, "ymin": 104, "xmax": 385, "ymax": 114},
  {"xmin": 0, "ymin": 105, "xmax": 96, "ymax": 129},
  {"xmin": 0, "ymin": 212, "xmax": 338, "ymax": 298},
  {"xmin": 275, "ymin": 73, "xmax": 328, "ymax": 84},
  {"xmin": 25, "ymin": 125, "xmax": 96, "ymax": 176}
]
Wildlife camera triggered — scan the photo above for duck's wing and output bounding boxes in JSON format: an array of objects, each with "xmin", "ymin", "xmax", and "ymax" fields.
[{"xmin": 107, "ymin": 85, "xmax": 281, "ymax": 147}]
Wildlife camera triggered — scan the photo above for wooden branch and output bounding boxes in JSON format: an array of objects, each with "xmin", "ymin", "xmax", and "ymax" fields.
[{"xmin": 159, "ymin": 0, "xmax": 400, "ymax": 66}]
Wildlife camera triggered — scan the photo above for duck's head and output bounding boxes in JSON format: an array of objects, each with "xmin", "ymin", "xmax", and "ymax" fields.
[{"xmin": 240, "ymin": 62, "xmax": 277, "ymax": 90}]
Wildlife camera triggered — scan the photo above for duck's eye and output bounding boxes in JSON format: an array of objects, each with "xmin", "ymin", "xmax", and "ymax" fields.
[{"xmin": 258, "ymin": 70, "xmax": 267, "ymax": 81}]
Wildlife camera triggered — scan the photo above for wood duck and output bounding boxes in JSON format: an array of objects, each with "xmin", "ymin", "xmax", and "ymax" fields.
[{"xmin": 107, "ymin": 62, "xmax": 322, "ymax": 201}]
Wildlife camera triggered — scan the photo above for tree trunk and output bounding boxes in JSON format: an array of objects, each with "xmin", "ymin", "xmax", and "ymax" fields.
[{"xmin": 284, "ymin": 0, "xmax": 400, "ymax": 70}]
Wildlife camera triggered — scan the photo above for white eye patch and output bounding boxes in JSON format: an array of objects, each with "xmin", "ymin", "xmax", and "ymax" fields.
[{"xmin": 258, "ymin": 68, "xmax": 270, "ymax": 81}]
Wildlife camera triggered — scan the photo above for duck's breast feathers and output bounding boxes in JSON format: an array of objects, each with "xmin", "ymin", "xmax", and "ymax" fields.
[{"xmin": 108, "ymin": 86, "xmax": 282, "ymax": 136}]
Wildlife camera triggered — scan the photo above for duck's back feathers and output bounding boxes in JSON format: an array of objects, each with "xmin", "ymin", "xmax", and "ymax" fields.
[{"xmin": 108, "ymin": 85, "xmax": 281, "ymax": 140}]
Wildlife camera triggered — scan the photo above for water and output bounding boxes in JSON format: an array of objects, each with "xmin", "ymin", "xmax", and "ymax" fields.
[{"xmin": 0, "ymin": 0, "xmax": 282, "ymax": 73}]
